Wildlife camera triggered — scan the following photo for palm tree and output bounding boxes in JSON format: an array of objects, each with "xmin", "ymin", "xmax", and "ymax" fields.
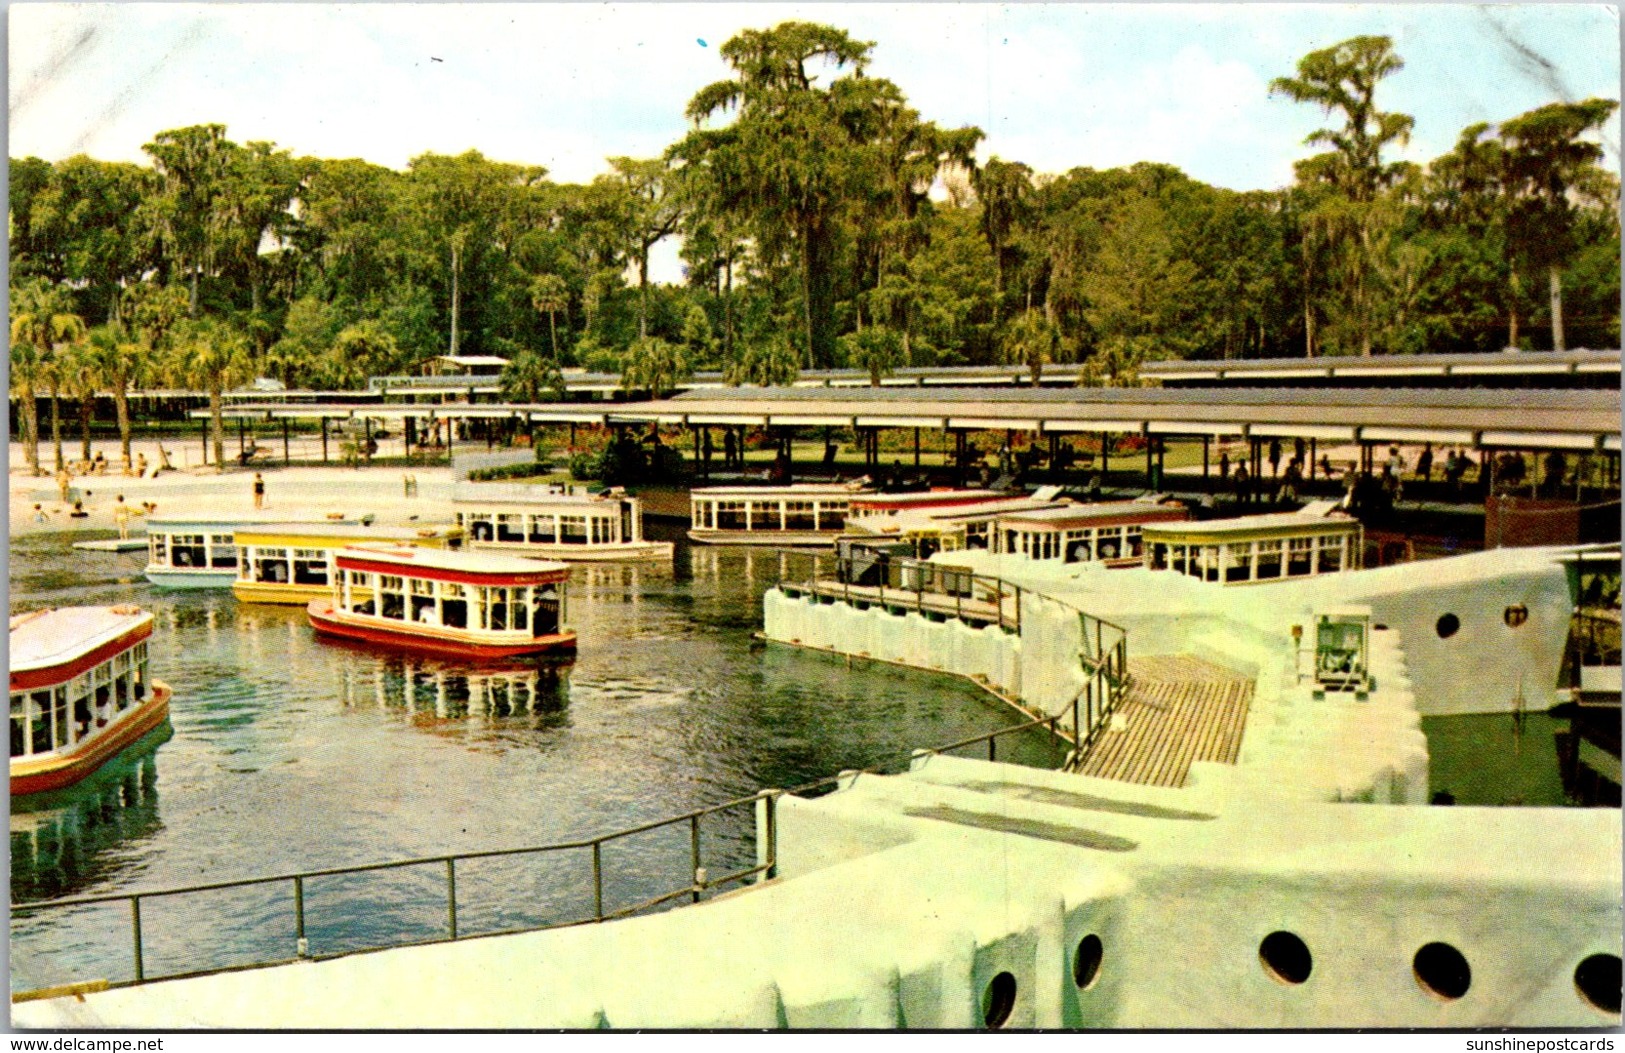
[
  {"xmin": 530, "ymin": 274, "xmax": 569, "ymax": 360},
  {"xmin": 838, "ymin": 326, "xmax": 903, "ymax": 388},
  {"xmin": 60, "ymin": 339, "xmax": 103, "ymax": 464},
  {"xmin": 9, "ymin": 340, "xmax": 44, "ymax": 476},
  {"xmin": 1000, "ymin": 309, "xmax": 1061, "ymax": 387},
  {"xmin": 620, "ymin": 336, "xmax": 691, "ymax": 399},
  {"xmin": 501, "ymin": 348, "xmax": 565, "ymax": 403},
  {"xmin": 166, "ymin": 317, "xmax": 252, "ymax": 471},
  {"xmin": 88, "ymin": 323, "xmax": 149, "ymax": 471},
  {"xmin": 10, "ymin": 280, "xmax": 88, "ymax": 473}
]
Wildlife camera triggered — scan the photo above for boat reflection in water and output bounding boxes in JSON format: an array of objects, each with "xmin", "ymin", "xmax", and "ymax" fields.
[
  {"xmin": 331, "ymin": 645, "xmax": 573, "ymax": 730},
  {"xmin": 11, "ymin": 721, "xmax": 170, "ymax": 903}
]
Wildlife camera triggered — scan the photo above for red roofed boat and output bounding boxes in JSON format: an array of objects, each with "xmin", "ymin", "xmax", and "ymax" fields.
[
  {"xmin": 307, "ymin": 546, "xmax": 577, "ymax": 659},
  {"xmin": 10, "ymin": 606, "xmax": 172, "ymax": 798}
]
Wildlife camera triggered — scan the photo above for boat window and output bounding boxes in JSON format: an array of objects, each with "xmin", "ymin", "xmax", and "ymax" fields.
[
  {"xmin": 11, "ymin": 694, "xmax": 27, "ymax": 758},
  {"xmin": 497, "ymin": 514, "xmax": 525, "ymax": 543},
  {"xmin": 511, "ymin": 587, "xmax": 530, "ymax": 632},
  {"xmin": 171, "ymin": 533, "xmax": 207, "ymax": 568},
  {"xmin": 785, "ymin": 501, "xmax": 817, "ymax": 531},
  {"xmin": 115, "ymin": 666, "xmax": 131, "ymax": 709},
  {"xmin": 1317, "ymin": 539, "xmax": 1344, "ymax": 574},
  {"xmin": 1286, "ymin": 537, "xmax": 1315, "ymax": 576},
  {"xmin": 133, "ymin": 645, "xmax": 148, "ymax": 699},
  {"xmin": 210, "ymin": 535, "xmax": 238, "ymax": 568},
  {"xmin": 1256, "ymin": 539, "xmax": 1283, "ymax": 580},
  {"xmin": 529, "ymin": 514, "xmax": 557, "ymax": 543},
  {"xmin": 590, "ymin": 517, "xmax": 609, "ymax": 545},
  {"xmin": 410, "ymin": 577, "xmax": 434, "ymax": 596},
  {"xmin": 256, "ymin": 546, "xmax": 290, "ymax": 584},
  {"xmin": 380, "ymin": 576, "xmax": 406, "ymax": 619},
  {"xmin": 758, "ymin": 501, "xmax": 786, "ymax": 530},
  {"xmin": 1224, "ymin": 542, "xmax": 1253, "ymax": 583},
  {"xmin": 442, "ymin": 582, "xmax": 468, "ymax": 628},
  {"xmin": 411, "ymin": 592, "xmax": 437, "ymax": 624},
  {"xmin": 352, "ymin": 572, "xmax": 374, "ymax": 588},
  {"xmin": 534, "ymin": 585, "xmax": 561, "ymax": 637},
  {"xmin": 293, "ymin": 550, "xmax": 328, "ymax": 586},
  {"xmin": 470, "ymin": 515, "xmax": 494, "ymax": 542},
  {"xmin": 558, "ymin": 516, "xmax": 586, "ymax": 543},
  {"xmin": 150, "ymin": 535, "xmax": 168, "ymax": 566},
  {"xmin": 715, "ymin": 501, "xmax": 746, "ymax": 531},
  {"xmin": 489, "ymin": 587, "xmax": 509, "ymax": 631}
]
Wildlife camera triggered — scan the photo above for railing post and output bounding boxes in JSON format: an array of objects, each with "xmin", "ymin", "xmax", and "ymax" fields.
[
  {"xmin": 765, "ymin": 792, "xmax": 779, "ymax": 881},
  {"xmin": 592, "ymin": 841, "xmax": 604, "ymax": 921},
  {"xmin": 130, "ymin": 896, "xmax": 145, "ymax": 983},
  {"xmin": 988, "ymin": 735, "xmax": 997, "ymax": 762},
  {"xmin": 690, "ymin": 814, "xmax": 703, "ymax": 903},
  {"xmin": 445, "ymin": 858, "xmax": 458, "ymax": 940},
  {"xmin": 294, "ymin": 875, "xmax": 308, "ymax": 957}
]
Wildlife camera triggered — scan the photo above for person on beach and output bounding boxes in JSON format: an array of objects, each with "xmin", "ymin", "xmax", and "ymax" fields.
[
  {"xmin": 70, "ymin": 500, "xmax": 88, "ymax": 518},
  {"xmin": 32, "ymin": 504, "xmax": 47, "ymax": 523},
  {"xmin": 136, "ymin": 453, "xmax": 148, "ymax": 477},
  {"xmin": 57, "ymin": 467, "xmax": 72, "ymax": 504},
  {"xmin": 113, "ymin": 495, "xmax": 132, "ymax": 540},
  {"xmin": 253, "ymin": 472, "xmax": 266, "ymax": 510}
]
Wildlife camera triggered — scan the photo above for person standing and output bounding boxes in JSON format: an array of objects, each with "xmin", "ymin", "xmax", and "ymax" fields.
[
  {"xmin": 57, "ymin": 467, "xmax": 72, "ymax": 504},
  {"xmin": 253, "ymin": 472, "xmax": 266, "ymax": 510},
  {"xmin": 1416, "ymin": 444, "xmax": 1434, "ymax": 482},
  {"xmin": 113, "ymin": 495, "xmax": 132, "ymax": 540}
]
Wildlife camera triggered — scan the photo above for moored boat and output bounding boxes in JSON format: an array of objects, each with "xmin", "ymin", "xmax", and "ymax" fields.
[
  {"xmin": 10, "ymin": 606, "xmax": 172, "ymax": 799},
  {"xmin": 307, "ymin": 546, "xmax": 576, "ymax": 658},
  {"xmin": 688, "ymin": 483, "xmax": 871, "ymax": 545},
  {"xmin": 145, "ymin": 515, "xmax": 371, "ymax": 589},
  {"xmin": 233, "ymin": 522, "xmax": 464, "ymax": 605},
  {"xmin": 453, "ymin": 483, "xmax": 672, "ymax": 562},
  {"xmin": 1141, "ymin": 506, "xmax": 1363, "ymax": 584},
  {"xmin": 988, "ymin": 498, "xmax": 1190, "ymax": 566}
]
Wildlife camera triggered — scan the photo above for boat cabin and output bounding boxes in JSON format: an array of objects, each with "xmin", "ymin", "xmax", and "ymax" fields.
[
  {"xmin": 1142, "ymin": 511, "xmax": 1363, "ymax": 585},
  {"xmin": 10, "ymin": 606, "xmax": 171, "ymax": 798},
  {"xmin": 990, "ymin": 500, "xmax": 1190, "ymax": 565},
  {"xmin": 233, "ymin": 523, "xmax": 463, "ymax": 605},
  {"xmin": 688, "ymin": 484, "xmax": 871, "ymax": 546},
  {"xmin": 308, "ymin": 546, "xmax": 576, "ymax": 658},
  {"xmin": 453, "ymin": 484, "xmax": 672, "ymax": 561},
  {"xmin": 147, "ymin": 516, "xmax": 370, "ymax": 589}
]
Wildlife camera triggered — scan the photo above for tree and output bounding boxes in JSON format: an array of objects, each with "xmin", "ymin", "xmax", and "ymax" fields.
[
  {"xmin": 838, "ymin": 325, "xmax": 903, "ymax": 386},
  {"xmin": 321, "ymin": 320, "xmax": 399, "ymax": 391},
  {"xmin": 677, "ymin": 21, "xmax": 979, "ymax": 368},
  {"xmin": 166, "ymin": 317, "xmax": 253, "ymax": 470},
  {"xmin": 1499, "ymin": 98, "xmax": 1619, "ymax": 351},
  {"xmin": 529, "ymin": 273, "xmax": 570, "ymax": 360},
  {"xmin": 28, "ymin": 156, "xmax": 153, "ymax": 324},
  {"xmin": 1000, "ymin": 309, "xmax": 1062, "ymax": 387},
  {"xmin": 59, "ymin": 337, "xmax": 103, "ymax": 463},
  {"xmin": 86, "ymin": 322, "xmax": 149, "ymax": 471},
  {"xmin": 501, "ymin": 348, "xmax": 565, "ymax": 403},
  {"xmin": 10, "ymin": 279, "xmax": 87, "ymax": 473},
  {"xmin": 725, "ymin": 334, "xmax": 801, "ymax": 387},
  {"xmin": 1271, "ymin": 36, "xmax": 1414, "ymax": 355},
  {"xmin": 971, "ymin": 158, "xmax": 1034, "ymax": 328},
  {"xmin": 621, "ymin": 335, "xmax": 691, "ymax": 398},
  {"xmin": 142, "ymin": 124, "xmax": 237, "ymax": 315},
  {"xmin": 8, "ymin": 338, "xmax": 45, "ymax": 476},
  {"xmin": 602, "ymin": 157, "xmax": 685, "ymax": 339}
]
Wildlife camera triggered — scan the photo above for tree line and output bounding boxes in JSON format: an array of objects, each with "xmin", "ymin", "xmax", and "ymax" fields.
[{"xmin": 9, "ymin": 23, "xmax": 1620, "ymax": 473}]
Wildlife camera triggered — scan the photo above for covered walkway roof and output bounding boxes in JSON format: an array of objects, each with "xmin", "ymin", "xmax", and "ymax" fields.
[{"xmin": 202, "ymin": 385, "xmax": 1621, "ymax": 452}]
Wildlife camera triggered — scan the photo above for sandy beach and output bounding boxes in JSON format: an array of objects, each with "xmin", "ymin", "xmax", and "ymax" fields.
[{"xmin": 10, "ymin": 439, "xmax": 458, "ymax": 540}]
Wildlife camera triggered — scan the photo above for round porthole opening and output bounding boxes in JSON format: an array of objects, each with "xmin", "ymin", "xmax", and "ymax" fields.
[
  {"xmin": 982, "ymin": 971, "xmax": 1017, "ymax": 1029},
  {"xmin": 1435, "ymin": 613, "xmax": 1461, "ymax": 639},
  {"xmin": 1073, "ymin": 934, "xmax": 1103, "ymax": 989},
  {"xmin": 1259, "ymin": 930, "xmax": 1313, "ymax": 985},
  {"xmin": 1414, "ymin": 941, "xmax": 1471, "ymax": 1000},
  {"xmin": 1574, "ymin": 953, "xmax": 1622, "ymax": 1015},
  {"xmin": 1504, "ymin": 604, "xmax": 1529, "ymax": 628}
]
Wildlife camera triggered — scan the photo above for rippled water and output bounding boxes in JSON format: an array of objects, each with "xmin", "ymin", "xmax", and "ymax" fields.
[{"xmin": 10, "ymin": 524, "xmax": 1056, "ymax": 991}]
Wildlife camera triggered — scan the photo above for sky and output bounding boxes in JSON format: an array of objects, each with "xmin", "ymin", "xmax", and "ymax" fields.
[{"xmin": 7, "ymin": 3, "xmax": 1621, "ymax": 280}]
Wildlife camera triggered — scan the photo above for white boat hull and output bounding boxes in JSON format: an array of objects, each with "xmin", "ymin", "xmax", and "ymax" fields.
[{"xmin": 144, "ymin": 567, "xmax": 238, "ymax": 589}]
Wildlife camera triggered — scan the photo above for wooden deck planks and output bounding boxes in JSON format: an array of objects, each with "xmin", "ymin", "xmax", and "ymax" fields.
[{"xmin": 1078, "ymin": 655, "xmax": 1255, "ymax": 788}]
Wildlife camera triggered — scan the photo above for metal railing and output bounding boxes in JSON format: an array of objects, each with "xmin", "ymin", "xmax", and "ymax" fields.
[
  {"xmin": 779, "ymin": 551, "xmax": 1023, "ymax": 634},
  {"xmin": 771, "ymin": 549, "xmax": 1130, "ymax": 769},
  {"xmin": 10, "ymin": 718, "xmax": 1059, "ymax": 996}
]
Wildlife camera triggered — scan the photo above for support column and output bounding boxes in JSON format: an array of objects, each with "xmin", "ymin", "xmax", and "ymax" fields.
[
  {"xmin": 1202, "ymin": 436, "xmax": 1210, "ymax": 478},
  {"xmin": 283, "ymin": 418, "xmax": 291, "ymax": 465},
  {"xmin": 1102, "ymin": 433, "xmax": 1110, "ymax": 476},
  {"xmin": 238, "ymin": 417, "xmax": 246, "ymax": 457},
  {"xmin": 321, "ymin": 417, "xmax": 329, "ymax": 464},
  {"xmin": 1310, "ymin": 438, "xmax": 1318, "ymax": 481},
  {"xmin": 201, "ymin": 415, "xmax": 208, "ymax": 466},
  {"xmin": 913, "ymin": 427, "xmax": 921, "ymax": 469}
]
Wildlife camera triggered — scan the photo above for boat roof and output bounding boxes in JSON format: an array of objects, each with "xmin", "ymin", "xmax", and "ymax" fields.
[
  {"xmin": 691, "ymin": 484, "xmax": 872, "ymax": 498},
  {"xmin": 993, "ymin": 500, "xmax": 1190, "ymax": 529},
  {"xmin": 849, "ymin": 489, "xmax": 1005, "ymax": 510},
  {"xmin": 335, "ymin": 545, "xmax": 569, "ymax": 579},
  {"xmin": 10, "ymin": 606, "xmax": 153, "ymax": 677},
  {"xmin": 148, "ymin": 515, "xmax": 370, "ymax": 532},
  {"xmin": 234, "ymin": 523, "xmax": 460, "ymax": 543},
  {"xmin": 1142, "ymin": 511, "xmax": 1361, "ymax": 538}
]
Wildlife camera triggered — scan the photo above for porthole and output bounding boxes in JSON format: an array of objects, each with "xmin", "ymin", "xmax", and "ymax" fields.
[
  {"xmin": 1259, "ymin": 930, "xmax": 1313, "ymax": 985},
  {"xmin": 1073, "ymin": 934, "xmax": 1104, "ymax": 989},
  {"xmin": 982, "ymin": 970, "xmax": 1017, "ymax": 1029},
  {"xmin": 1413, "ymin": 942, "xmax": 1471, "ymax": 1001},
  {"xmin": 1574, "ymin": 953, "xmax": 1622, "ymax": 1015},
  {"xmin": 1435, "ymin": 614, "xmax": 1460, "ymax": 639},
  {"xmin": 1504, "ymin": 604, "xmax": 1529, "ymax": 628}
]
